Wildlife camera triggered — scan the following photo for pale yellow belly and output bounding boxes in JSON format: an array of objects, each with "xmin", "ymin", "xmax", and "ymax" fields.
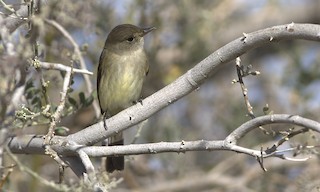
[{"xmin": 99, "ymin": 64, "xmax": 145, "ymax": 116}]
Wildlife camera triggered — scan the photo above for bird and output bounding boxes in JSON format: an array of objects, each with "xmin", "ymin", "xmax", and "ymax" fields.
[{"xmin": 97, "ymin": 24, "xmax": 155, "ymax": 172}]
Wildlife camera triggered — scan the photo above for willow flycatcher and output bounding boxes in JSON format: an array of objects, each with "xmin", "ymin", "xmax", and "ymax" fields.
[{"xmin": 97, "ymin": 24, "xmax": 155, "ymax": 172}]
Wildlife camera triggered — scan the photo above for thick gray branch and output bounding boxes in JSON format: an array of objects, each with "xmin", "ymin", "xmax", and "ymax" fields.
[
  {"xmin": 226, "ymin": 114, "xmax": 320, "ymax": 144},
  {"xmin": 0, "ymin": 0, "xmax": 48, "ymax": 33},
  {"xmin": 7, "ymin": 114, "xmax": 320, "ymax": 158},
  {"xmin": 5, "ymin": 24, "xmax": 320, "ymax": 176},
  {"xmin": 67, "ymin": 23, "xmax": 320, "ymax": 146}
]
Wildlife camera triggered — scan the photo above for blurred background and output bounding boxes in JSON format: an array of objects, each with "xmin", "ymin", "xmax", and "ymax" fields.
[{"xmin": 1, "ymin": 0, "xmax": 320, "ymax": 191}]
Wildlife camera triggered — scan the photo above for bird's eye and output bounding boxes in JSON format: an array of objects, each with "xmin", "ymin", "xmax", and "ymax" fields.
[{"xmin": 127, "ymin": 36, "xmax": 134, "ymax": 42}]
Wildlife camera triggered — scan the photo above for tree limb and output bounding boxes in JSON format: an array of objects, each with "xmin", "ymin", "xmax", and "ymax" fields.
[
  {"xmin": 5, "ymin": 23, "xmax": 320, "ymax": 178},
  {"xmin": 7, "ymin": 114, "xmax": 320, "ymax": 158},
  {"xmin": 67, "ymin": 23, "xmax": 320, "ymax": 146}
]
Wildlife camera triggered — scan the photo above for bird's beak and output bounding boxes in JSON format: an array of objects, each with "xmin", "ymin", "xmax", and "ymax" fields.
[{"xmin": 142, "ymin": 27, "xmax": 156, "ymax": 36}]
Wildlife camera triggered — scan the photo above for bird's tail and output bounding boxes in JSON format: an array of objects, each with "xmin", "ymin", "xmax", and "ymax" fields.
[{"xmin": 105, "ymin": 132, "xmax": 124, "ymax": 172}]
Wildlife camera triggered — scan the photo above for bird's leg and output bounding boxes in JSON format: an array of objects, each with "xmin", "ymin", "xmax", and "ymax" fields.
[
  {"xmin": 103, "ymin": 113, "xmax": 108, "ymax": 130},
  {"xmin": 133, "ymin": 98, "xmax": 143, "ymax": 106}
]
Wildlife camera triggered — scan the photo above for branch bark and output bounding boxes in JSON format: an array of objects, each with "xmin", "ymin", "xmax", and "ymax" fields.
[
  {"xmin": 7, "ymin": 114, "xmax": 320, "ymax": 158},
  {"xmin": 67, "ymin": 23, "xmax": 320, "ymax": 146},
  {"xmin": 5, "ymin": 23, "xmax": 320, "ymax": 178}
]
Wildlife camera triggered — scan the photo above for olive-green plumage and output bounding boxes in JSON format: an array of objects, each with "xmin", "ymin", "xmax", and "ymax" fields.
[{"xmin": 97, "ymin": 24, "xmax": 155, "ymax": 172}]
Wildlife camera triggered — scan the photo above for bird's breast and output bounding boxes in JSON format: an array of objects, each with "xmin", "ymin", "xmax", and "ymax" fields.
[{"xmin": 99, "ymin": 48, "xmax": 148, "ymax": 115}]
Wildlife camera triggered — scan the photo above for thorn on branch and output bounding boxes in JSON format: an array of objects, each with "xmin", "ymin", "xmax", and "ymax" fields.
[
  {"xmin": 187, "ymin": 70, "xmax": 199, "ymax": 88},
  {"xmin": 286, "ymin": 22, "xmax": 295, "ymax": 32},
  {"xmin": 148, "ymin": 147, "xmax": 157, "ymax": 154},
  {"xmin": 180, "ymin": 140, "xmax": 185, "ymax": 150},
  {"xmin": 217, "ymin": 51, "xmax": 224, "ymax": 63},
  {"xmin": 240, "ymin": 32, "xmax": 248, "ymax": 43}
]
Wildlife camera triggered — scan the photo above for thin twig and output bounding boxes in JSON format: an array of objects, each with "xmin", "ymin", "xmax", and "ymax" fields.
[
  {"xmin": 131, "ymin": 119, "xmax": 148, "ymax": 144},
  {"xmin": 44, "ymin": 69, "xmax": 72, "ymax": 144},
  {"xmin": 40, "ymin": 61, "xmax": 93, "ymax": 75},
  {"xmin": 58, "ymin": 165, "xmax": 64, "ymax": 184},
  {"xmin": 43, "ymin": 66, "xmax": 73, "ymax": 169},
  {"xmin": 0, "ymin": 164, "xmax": 14, "ymax": 189},
  {"xmin": 77, "ymin": 149, "xmax": 94, "ymax": 174},
  {"xmin": 34, "ymin": 59, "xmax": 51, "ymax": 110},
  {"xmin": 5, "ymin": 145, "xmax": 70, "ymax": 191},
  {"xmin": 0, "ymin": 0, "xmax": 15, "ymax": 13},
  {"xmin": 265, "ymin": 127, "xmax": 309, "ymax": 154},
  {"xmin": 264, "ymin": 145, "xmax": 318, "ymax": 159},
  {"xmin": 235, "ymin": 57, "xmax": 255, "ymax": 118},
  {"xmin": 256, "ymin": 147, "xmax": 267, "ymax": 172},
  {"xmin": 234, "ymin": 57, "xmax": 270, "ymax": 134},
  {"xmin": 44, "ymin": 19, "xmax": 100, "ymax": 118}
]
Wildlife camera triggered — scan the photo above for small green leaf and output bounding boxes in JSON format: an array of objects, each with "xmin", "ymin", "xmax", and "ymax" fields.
[
  {"xmin": 68, "ymin": 97, "xmax": 78, "ymax": 109},
  {"xmin": 263, "ymin": 104, "xmax": 269, "ymax": 114},
  {"xmin": 263, "ymin": 104, "xmax": 273, "ymax": 115},
  {"xmin": 55, "ymin": 126, "xmax": 70, "ymax": 136},
  {"xmin": 70, "ymin": 78, "xmax": 75, "ymax": 85},
  {"xmin": 84, "ymin": 95, "xmax": 94, "ymax": 107},
  {"xmin": 79, "ymin": 92, "xmax": 86, "ymax": 104},
  {"xmin": 31, "ymin": 97, "xmax": 41, "ymax": 105},
  {"xmin": 25, "ymin": 80, "xmax": 34, "ymax": 91}
]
